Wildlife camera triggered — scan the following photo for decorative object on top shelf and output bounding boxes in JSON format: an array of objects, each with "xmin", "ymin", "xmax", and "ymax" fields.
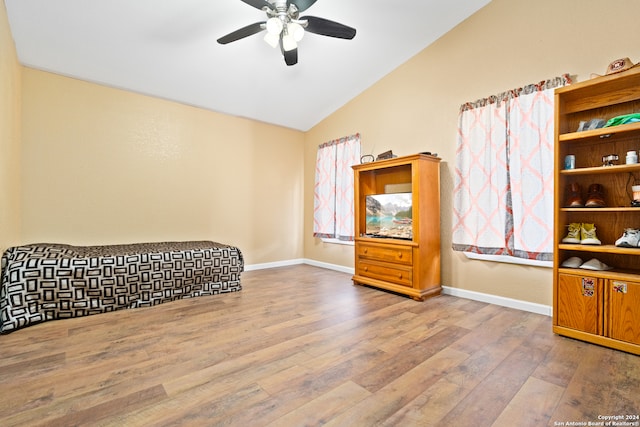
[
  {"xmin": 602, "ymin": 154, "xmax": 619, "ymax": 166},
  {"xmin": 591, "ymin": 57, "xmax": 640, "ymax": 78},
  {"xmin": 360, "ymin": 154, "xmax": 374, "ymax": 164},
  {"xmin": 375, "ymin": 150, "xmax": 396, "ymax": 161}
]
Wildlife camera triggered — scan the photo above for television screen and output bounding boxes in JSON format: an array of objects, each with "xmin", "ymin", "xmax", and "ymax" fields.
[{"xmin": 365, "ymin": 192, "xmax": 412, "ymax": 240}]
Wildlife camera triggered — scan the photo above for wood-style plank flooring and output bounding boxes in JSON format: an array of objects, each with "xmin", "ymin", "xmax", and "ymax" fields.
[{"xmin": 1, "ymin": 265, "xmax": 639, "ymax": 426}]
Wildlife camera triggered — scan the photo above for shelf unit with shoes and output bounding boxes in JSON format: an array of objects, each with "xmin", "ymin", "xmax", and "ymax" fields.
[{"xmin": 554, "ymin": 66, "xmax": 640, "ymax": 355}]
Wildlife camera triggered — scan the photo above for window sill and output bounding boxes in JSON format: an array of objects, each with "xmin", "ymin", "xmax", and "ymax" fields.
[
  {"xmin": 320, "ymin": 238, "xmax": 354, "ymax": 246},
  {"xmin": 463, "ymin": 252, "xmax": 552, "ymax": 268}
]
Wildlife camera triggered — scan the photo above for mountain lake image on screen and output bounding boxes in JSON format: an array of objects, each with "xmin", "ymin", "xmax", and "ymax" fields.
[{"xmin": 365, "ymin": 192, "xmax": 412, "ymax": 240}]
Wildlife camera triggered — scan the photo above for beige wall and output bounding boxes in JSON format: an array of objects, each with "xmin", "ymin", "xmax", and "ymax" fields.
[
  {"xmin": 20, "ymin": 69, "xmax": 305, "ymax": 266},
  {"xmin": 304, "ymin": 0, "xmax": 640, "ymax": 306},
  {"xmin": 6, "ymin": 0, "xmax": 640, "ymax": 306},
  {"xmin": 0, "ymin": 1, "xmax": 21, "ymax": 254}
]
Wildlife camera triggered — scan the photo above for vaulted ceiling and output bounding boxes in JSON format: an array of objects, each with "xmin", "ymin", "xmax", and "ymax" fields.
[{"xmin": 5, "ymin": 0, "xmax": 491, "ymax": 131}]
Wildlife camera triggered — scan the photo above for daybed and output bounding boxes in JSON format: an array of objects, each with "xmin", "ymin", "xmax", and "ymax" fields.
[{"xmin": 0, "ymin": 241, "xmax": 244, "ymax": 333}]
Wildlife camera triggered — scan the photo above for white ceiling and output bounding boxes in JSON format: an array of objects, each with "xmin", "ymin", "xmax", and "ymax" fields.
[{"xmin": 5, "ymin": 0, "xmax": 491, "ymax": 131}]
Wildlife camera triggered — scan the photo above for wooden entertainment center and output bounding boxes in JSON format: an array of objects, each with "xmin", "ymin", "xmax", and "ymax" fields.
[{"xmin": 352, "ymin": 153, "xmax": 441, "ymax": 301}]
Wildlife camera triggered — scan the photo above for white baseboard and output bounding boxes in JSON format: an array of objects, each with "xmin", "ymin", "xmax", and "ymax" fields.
[
  {"xmin": 244, "ymin": 258, "xmax": 355, "ymax": 274},
  {"xmin": 442, "ymin": 286, "xmax": 552, "ymax": 317},
  {"xmin": 243, "ymin": 259, "xmax": 304, "ymax": 271},
  {"xmin": 244, "ymin": 259, "xmax": 552, "ymax": 317},
  {"xmin": 302, "ymin": 259, "xmax": 355, "ymax": 274}
]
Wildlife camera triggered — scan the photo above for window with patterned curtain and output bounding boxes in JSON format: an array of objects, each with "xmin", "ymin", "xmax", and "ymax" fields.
[
  {"xmin": 313, "ymin": 133, "xmax": 361, "ymax": 241},
  {"xmin": 452, "ymin": 75, "xmax": 571, "ymax": 262}
]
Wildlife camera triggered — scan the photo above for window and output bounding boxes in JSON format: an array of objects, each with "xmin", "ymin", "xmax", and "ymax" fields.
[
  {"xmin": 452, "ymin": 75, "xmax": 571, "ymax": 262},
  {"xmin": 313, "ymin": 133, "xmax": 361, "ymax": 242}
]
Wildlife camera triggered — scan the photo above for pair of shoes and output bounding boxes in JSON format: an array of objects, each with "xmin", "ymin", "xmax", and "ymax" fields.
[
  {"xmin": 564, "ymin": 183, "xmax": 606, "ymax": 207},
  {"xmin": 562, "ymin": 223, "xmax": 601, "ymax": 245},
  {"xmin": 615, "ymin": 228, "xmax": 640, "ymax": 247},
  {"xmin": 561, "ymin": 256, "xmax": 613, "ymax": 270}
]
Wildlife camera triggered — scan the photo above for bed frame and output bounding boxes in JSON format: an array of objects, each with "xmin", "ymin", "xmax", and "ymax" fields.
[{"xmin": 0, "ymin": 241, "xmax": 243, "ymax": 333}]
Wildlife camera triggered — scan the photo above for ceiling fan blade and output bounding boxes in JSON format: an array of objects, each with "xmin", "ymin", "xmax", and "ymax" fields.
[
  {"xmin": 279, "ymin": 33, "xmax": 298, "ymax": 66},
  {"xmin": 301, "ymin": 16, "xmax": 356, "ymax": 39},
  {"xmin": 284, "ymin": 48, "xmax": 298, "ymax": 66},
  {"xmin": 239, "ymin": 0, "xmax": 273, "ymax": 11},
  {"xmin": 217, "ymin": 22, "xmax": 265, "ymax": 44},
  {"xmin": 289, "ymin": 0, "xmax": 318, "ymax": 13}
]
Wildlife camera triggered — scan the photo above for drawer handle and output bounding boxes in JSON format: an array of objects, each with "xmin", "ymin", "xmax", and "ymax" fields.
[
  {"xmin": 363, "ymin": 248, "xmax": 368, "ymax": 254},
  {"xmin": 398, "ymin": 252, "xmax": 403, "ymax": 259},
  {"xmin": 398, "ymin": 273, "xmax": 403, "ymax": 279},
  {"xmin": 364, "ymin": 267, "xmax": 369, "ymax": 272}
]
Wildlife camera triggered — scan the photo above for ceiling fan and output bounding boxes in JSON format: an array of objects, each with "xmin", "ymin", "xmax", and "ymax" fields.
[{"xmin": 217, "ymin": 0, "xmax": 356, "ymax": 66}]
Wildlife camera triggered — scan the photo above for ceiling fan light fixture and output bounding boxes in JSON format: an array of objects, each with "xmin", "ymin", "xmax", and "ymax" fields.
[
  {"xmin": 263, "ymin": 32, "xmax": 280, "ymax": 48},
  {"xmin": 266, "ymin": 17, "xmax": 283, "ymax": 35},
  {"xmin": 282, "ymin": 33, "xmax": 297, "ymax": 52},
  {"xmin": 218, "ymin": 0, "xmax": 356, "ymax": 66},
  {"xmin": 287, "ymin": 22, "xmax": 305, "ymax": 42}
]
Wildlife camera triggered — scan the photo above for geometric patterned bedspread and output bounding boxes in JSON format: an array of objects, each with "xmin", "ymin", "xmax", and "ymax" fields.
[{"xmin": 0, "ymin": 241, "xmax": 243, "ymax": 333}]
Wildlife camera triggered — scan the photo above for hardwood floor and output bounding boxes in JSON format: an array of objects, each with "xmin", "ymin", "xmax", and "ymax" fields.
[{"xmin": 1, "ymin": 264, "xmax": 638, "ymax": 426}]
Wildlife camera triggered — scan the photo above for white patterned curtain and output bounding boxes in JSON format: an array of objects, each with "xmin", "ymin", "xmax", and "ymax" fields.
[
  {"xmin": 453, "ymin": 97, "xmax": 509, "ymax": 252},
  {"xmin": 313, "ymin": 133, "xmax": 361, "ymax": 240},
  {"xmin": 453, "ymin": 75, "xmax": 571, "ymax": 261},
  {"xmin": 508, "ymin": 85, "xmax": 557, "ymax": 257}
]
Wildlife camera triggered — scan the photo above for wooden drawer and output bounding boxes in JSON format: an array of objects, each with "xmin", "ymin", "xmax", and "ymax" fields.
[
  {"xmin": 357, "ymin": 259, "xmax": 412, "ymax": 287},
  {"xmin": 356, "ymin": 243, "xmax": 412, "ymax": 265}
]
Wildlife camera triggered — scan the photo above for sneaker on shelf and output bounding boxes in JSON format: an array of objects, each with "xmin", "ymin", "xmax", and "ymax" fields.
[
  {"xmin": 585, "ymin": 183, "xmax": 606, "ymax": 207},
  {"xmin": 615, "ymin": 228, "xmax": 640, "ymax": 247},
  {"xmin": 562, "ymin": 223, "xmax": 582, "ymax": 243},
  {"xmin": 565, "ymin": 183, "xmax": 584, "ymax": 207},
  {"xmin": 581, "ymin": 223, "xmax": 601, "ymax": 245}
]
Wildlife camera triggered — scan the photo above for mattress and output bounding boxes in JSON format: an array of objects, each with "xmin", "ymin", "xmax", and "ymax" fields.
[{"xmin": 0, "ymin": 241, "xmax": 244, "ymax": 332}]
